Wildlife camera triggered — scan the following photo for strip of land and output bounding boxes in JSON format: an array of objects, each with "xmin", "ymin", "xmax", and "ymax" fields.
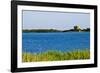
[
  {"xmin": 22, "ymin": 50, "xmax": 90, "ymax": 62},
  {"xmin": 22, "ymin": 29, "xmax": 90, "ymax": 32}
]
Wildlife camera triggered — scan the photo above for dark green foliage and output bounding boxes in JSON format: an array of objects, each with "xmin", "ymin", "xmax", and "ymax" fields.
[
  {"xmin": 23, "ymin": 28, "xmax": 90, "ymax": 33},
  {"xmin": 22, "ymin": 29, "xmax": 62, "ymax": 32}
]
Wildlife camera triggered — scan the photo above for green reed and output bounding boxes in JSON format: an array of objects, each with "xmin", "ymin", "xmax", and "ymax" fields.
[{"xmin": 22, "ymin": 49, "xmax": 90, "ymax": 62}]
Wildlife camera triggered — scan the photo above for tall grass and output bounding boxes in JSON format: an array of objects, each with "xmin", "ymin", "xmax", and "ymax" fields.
[{"xmin": 22, "ymin": 49, "xmax": 90, "ymax": 62}]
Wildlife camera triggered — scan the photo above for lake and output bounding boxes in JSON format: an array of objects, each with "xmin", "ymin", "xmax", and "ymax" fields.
[{"xmin": 22, "ymin": 32, "xmax": 90, "ymax": 53}]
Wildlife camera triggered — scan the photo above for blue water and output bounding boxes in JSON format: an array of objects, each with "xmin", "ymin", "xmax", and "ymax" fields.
[{"xmin": 22, "ymin": 32, "xmax": 90, "ymax": 53}]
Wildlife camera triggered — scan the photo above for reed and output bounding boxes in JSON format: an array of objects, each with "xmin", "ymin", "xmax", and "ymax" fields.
[{"xmin": 22, "ymin": 49, "xmax": 90, "ymax": 62}]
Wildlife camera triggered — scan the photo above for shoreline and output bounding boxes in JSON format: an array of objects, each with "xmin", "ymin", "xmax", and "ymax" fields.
[
  {"xmin": 22, "ymin": 28, "xmax": 90, "ymax": 33},
  {"xmin": 22, "ymin": 31, "xmax": 90, "ymax": 33}
]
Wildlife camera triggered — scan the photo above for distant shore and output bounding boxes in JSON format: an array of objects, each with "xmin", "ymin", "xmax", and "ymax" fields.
[{"xmin": 22, "ymin": 28, "xmax": 90, "ymax": 33}]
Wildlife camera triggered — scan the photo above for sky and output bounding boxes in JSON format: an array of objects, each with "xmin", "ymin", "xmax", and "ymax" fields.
[{"xmin": 22, "ymin": 10, "xmax": 90, "ymax": 30}]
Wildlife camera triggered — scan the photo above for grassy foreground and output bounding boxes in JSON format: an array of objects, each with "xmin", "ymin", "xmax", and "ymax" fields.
[{"xmin": 22, "ymin": 50, "xmax": 90, "ymax": 62}]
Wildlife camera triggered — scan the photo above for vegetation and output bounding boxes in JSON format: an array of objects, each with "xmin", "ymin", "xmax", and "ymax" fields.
[
  {"xmin": 63, "ymin": 28, "xmax": 90, "ymax": 32},
  {"xmin": 23, "ymin": 28, "xmax": 90, "ymax": 33},
  {"xmin": 74, "ymin": 25, "xmax": 81, "ymax": 32},
  {"xmin": 22, "ymin": 25, "xmax": 90, "ymax": 32},
  {"xmin": 22, "ymin": 49, "xmax": 90, "ymax": 62},
  {"xmin": 22, "ymin": 29, "xmax": 62, "ymax": 32}
]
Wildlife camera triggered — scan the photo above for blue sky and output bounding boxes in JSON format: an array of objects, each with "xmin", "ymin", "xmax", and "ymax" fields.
[{"xmin": 22, "ymin": 10, "xmax": 90, "ymax": 30}]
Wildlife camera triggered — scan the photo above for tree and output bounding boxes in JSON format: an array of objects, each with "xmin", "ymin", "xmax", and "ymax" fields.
[{"xmin": 74, "ymin": 25, "xmax": 81, "ymax": 31}]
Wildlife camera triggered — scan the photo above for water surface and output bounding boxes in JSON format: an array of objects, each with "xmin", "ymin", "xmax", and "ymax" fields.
[{"xmin": 22, "ymin": 32, "xmax": 90, "ymax": 53}]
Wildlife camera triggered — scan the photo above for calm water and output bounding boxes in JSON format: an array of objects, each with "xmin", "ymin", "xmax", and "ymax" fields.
[{"xmin": 22, "ymin": 32, "xmax": 90, "ymax": 53}]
